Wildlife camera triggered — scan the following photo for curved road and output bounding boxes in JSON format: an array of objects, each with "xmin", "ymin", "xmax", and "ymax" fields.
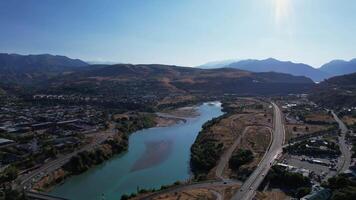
[
  {"xmin": 230, "ymin": 102, "xmax": 285, "ymax": 200},
  {"xmin": 215, "ymin": 126, "xmax": 250, "ymax": 180},
  {"xmin": 331, "ymin": 111, "xmax": 352, "ymax": 173}
]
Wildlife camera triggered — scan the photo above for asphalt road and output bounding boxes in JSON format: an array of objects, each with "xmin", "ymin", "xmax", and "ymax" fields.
[
  {"xmin": 230, "ymin": 102, "xmax": 285, "ymax": 200},
  {"xmin": 331, "ymin": 111, "xmax": 352, "ymax": 173}
]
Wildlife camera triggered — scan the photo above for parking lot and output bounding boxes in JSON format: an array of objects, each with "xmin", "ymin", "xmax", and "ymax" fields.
[{"xmin": 281, "ymin": 154, "xmax": 338, "ymax": 182}]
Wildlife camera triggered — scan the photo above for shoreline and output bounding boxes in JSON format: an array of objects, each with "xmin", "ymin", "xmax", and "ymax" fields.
[
  {"xmin": 155, "ymin": 106, "xmax": 199, "ymax": 127},
  {"xmin": 32, "ymin": 105, "xmax": 201, "ymax": 193}
]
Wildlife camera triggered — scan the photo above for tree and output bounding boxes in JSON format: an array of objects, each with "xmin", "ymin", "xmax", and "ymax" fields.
[
  {"xmin": 296, "ymin": 187, "xmax": 311, "ymax": 198},
  {"xmin": 0, "ymin": 165, "xmax": 18, "ymax": 182},
  {"xmin": 229, "ymin": 149, "xmax": 254, "ymax": 170}
]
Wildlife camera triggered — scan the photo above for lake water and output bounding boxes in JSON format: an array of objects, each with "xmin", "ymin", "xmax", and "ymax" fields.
[{"xmin": 50, "ymin": 102, "xmax": 223, "ymax": 200}]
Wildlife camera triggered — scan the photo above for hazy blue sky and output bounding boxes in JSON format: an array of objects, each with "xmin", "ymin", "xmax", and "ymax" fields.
[{"xmin": 0, "ymin": 0, "xmax": 355, "ymax": 67}]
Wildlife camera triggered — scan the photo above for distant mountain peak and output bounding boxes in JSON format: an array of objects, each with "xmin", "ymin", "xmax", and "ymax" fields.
[
  {"xmin": 320, "ymin": 58, "xmax": 356, "ymax": 76},
  {"xmin": 225, "ymin": 58, "xmax": 328, "ymax": 82}
]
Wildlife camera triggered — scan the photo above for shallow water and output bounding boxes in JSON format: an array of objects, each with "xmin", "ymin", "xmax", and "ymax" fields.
[{"xmin": 50, "ymin": 102, "xmax": 223, "ymax": 200}]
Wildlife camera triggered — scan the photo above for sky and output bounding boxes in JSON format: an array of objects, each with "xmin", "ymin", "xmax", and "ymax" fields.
[{"xmin": 0, "ymin": 0, "xmax": 356, "ymax": 68}]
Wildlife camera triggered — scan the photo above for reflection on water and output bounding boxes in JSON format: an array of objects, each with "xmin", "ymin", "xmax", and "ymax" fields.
[
  {"xmin": 50, "ymin": 102, "xmax": 223, "ymax": 200},
  {"xmin": 130, "ymin": 140, "xmax": 173, "ymax": 172}
]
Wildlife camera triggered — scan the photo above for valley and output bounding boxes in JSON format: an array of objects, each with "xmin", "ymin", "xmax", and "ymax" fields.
[{"xmin": 0, "ymin": 54, "xmax": 355, "ymax": 200}]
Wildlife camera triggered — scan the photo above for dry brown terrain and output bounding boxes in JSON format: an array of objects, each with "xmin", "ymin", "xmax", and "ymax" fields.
[
  {"xmin": 342, "ymin": 115, "xmax": 356, "ymax": 126},
  {"xmin": 203, "ymin": 99, "xmax": 273, "ymax": 179},
  {"xmin": 225, "ymin": 126, "xmax": 271, "ymax": 179},
  {"xmin": 33, "ymin": 169, "xmax": 68, "ymax": 191},
  {"xmin": 286, "ymin": 124, "xmax": 332, "ymax": 140},
  {"xmin": 304, "ymin": 113, "xmax": 334, "ymax": 123},
  {"xmin": 164, "ymin": 106, "xmax": 199, "ymax": 118},
  {"xmin": 255, "ymin": 190, "xmax": 290, "ymax": 200},
  {"xmin": 157, "ymin": 95, "xmax": 197, "ymax": 107},
  {"xmin": 155, "ymin": 117, "xmax": 182, "ymax": 127},
  {"xmin": 145, "ymin": 188, "xmax": 216, "ymax": 200}
]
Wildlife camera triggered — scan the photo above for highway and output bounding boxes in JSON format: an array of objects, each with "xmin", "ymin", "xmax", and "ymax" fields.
[
  {"xmin": 331, "ymin": 111, "xmax": 352, "ymax": 173},
  {"xmin": 230, "ymin": 102, "xmax": 285, "ymax": 200}
]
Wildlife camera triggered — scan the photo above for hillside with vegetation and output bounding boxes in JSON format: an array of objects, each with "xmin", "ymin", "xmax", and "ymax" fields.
[
  {"xmin": 309, "ymin": 73, "xmax": 356, "ymax": 109},
  {"xmin": 0, "ymin": 53, "xmax": 88, "ymax": 85},
  {"xmin": 35, "ymin": 64, "xmax": 315, "ymax": 97}
]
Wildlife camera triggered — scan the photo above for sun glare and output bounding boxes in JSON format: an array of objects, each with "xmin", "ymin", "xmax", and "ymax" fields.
[{"xmin": 274, "ymin": 0, "xmax": 291, "ymax": 25}]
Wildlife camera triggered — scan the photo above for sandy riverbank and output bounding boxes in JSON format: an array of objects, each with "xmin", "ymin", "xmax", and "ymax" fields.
[{"xmin": 155, "ymin": 106, "xmax": 199, "ymax": 127}]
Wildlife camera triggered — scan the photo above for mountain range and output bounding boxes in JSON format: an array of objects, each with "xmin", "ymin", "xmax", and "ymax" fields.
[
  {"xmin": 2, "ymin": 53, "xmax": 356, "ymax": 100},
  {"xmin": 199, "ymin": 58, "xmax": 356, "ymax": 82},
  {"xmin": 0, "ymin": 53, "xmax": 88, "ymax": 84},
  {"xmin": 40, "ymin": 64, "xmax": 314, "ymax": 96},
  {"xmin": 0, "ymin": 53, "xmax": 314, "ymax": 96},
  {"xmin": 319, "ymin": 59, "xmax": 356, "ymax": 76}
]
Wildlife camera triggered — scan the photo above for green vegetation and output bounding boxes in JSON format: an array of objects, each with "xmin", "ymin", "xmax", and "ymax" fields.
[
  {"xmin": 190, "ymin": 110, "xmax": 234, "ymax": 178},
  {"xmin": 114, "ymin": 112, "xmax": 156, "ymax": 133},
  {"xmin": 309, "ymin": 73, "xmax": 356, "ymax": 109},
  {"xmin": 322, "ymin": 174, "xmax": 356, "ymax": 200},
  {"xmin": 156, "ymin": 99, "xmax": 200, "ymax": 110},
  {"xmin": 229, "ymin": 149, "xmax": 254, "ymax": 181},
  {"xmin": 190, "ymin": 114, "xmax": 228, "ymax": 177},
  {"xmin": 63, "ymin": 138, "xmax": 128, "ymax": 174},
  {"xmin": 0, "ymin": 165, "xmax": 18, "ymax": 183},
  {"xmin": 0, "ymin": 166, "xmax": 23, "ymax": 200},
  {"xmin": 229, "ymin": 149, "xmax": 254, "ymax": 170},
  {"xmin": 0, "ymin": 187, "xmax": 25, "ymax": 200},
  {"xmin": 64, "ymin": 113, "xmax": 156, "ymax": 175},
  {"xmin": 235, "ymin": 167, "xmax": 255, "ymax": 181},
  {"xmin": 285, "ymin": 139, "xmax": 341, "ymax": 158},
  {"xmin": 264, "ymin": 165, "xmax": 312, "ymax": 198},
  {"xmin": 191, "ymin": 138, "xmax": 224, "ymax": 177}
]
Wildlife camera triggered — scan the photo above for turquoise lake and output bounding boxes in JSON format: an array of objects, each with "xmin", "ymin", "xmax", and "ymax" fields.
[{"xmin": 50, "ymin": 102, "xmax": 223, "ymax": 200}]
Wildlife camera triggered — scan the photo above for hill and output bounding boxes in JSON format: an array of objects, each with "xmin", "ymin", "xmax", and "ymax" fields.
[
  {"xmin": 319, "ymin": 59, "xmax": 356, "ymax": 76},
  {"xmin": 198, "ymin": 59, "xmax": 238, "ymax": 69},
  {"xmin": 224, "ymin": 58, "xmax": 329, "ymax": 82},
  {"xmin": 40, "ymin": 64, "xmax": 315, "ymax": 96},
  {"xmin": 0, "ymin": 53, "xmax": 88, "ymax": 84},
  {"xmin": 309, "ymin": 73, "xmax": 356, "ymax": 109}
]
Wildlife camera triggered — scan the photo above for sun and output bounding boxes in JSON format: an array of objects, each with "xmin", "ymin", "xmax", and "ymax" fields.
[{"xmin": 273, "ymin": 0, "xmax": 291, "ymax": 25}]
